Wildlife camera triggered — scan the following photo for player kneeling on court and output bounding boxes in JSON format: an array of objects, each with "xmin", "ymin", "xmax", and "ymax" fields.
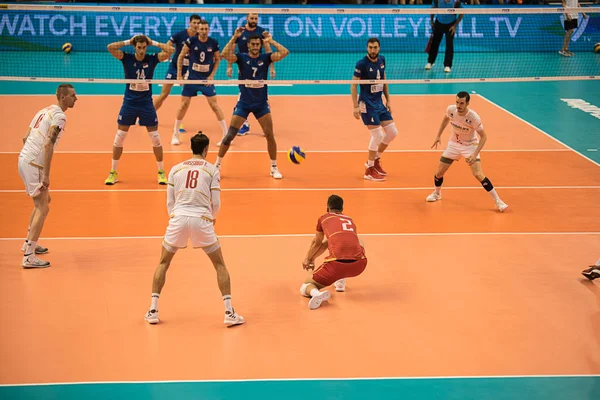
[
  {"xmin": 144, "ymin": 132, "xmax": 244, "ymax": 327},
  {"xmin": 426, "ymin": 91, "xmax": 508, "ymax": 212},
  {"xmin": 300, "ymin": 195, "xmax": 367, "ymax": 310}
]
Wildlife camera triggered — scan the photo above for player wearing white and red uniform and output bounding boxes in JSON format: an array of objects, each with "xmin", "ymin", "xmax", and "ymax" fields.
[
  {"xmin": 144, "ymin": 132, "xmax": 244, "ymax": 327},
  {"xmin": 300, "ymin": 195, "xmax": 368, "ymax": 310},
  {"xmin": 426, "ymin": 91, "xmax": 508, "ymax": 212},
  {"xmin": 18, "ymin": 84, "xmax": 77, "ymax": 269}
]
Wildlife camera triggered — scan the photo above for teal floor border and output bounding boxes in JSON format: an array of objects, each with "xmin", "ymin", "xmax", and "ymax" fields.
[{"xmin": 1, "ymin": 376, "xmax": 599, "ymax": 400}]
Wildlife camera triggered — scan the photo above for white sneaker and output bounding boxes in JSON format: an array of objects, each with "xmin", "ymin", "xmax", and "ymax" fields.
[
  {"xmin": 171, "ymin": 133, "xmax": 181, "ymax": 145},
  {"xmin": 308, "ymin": 290, "xmax": 331, "ymax": 310},
  {"xmin": 22, "ymin": 255, "xmax": 50, "ymax": 269},
  {"xmin": 216, "ymin": 140, "xmax": 222, "ymax": 146},
  {"xmin": 270, "ymin": 167, "xmax": 283, "ymax": 179},
  {"xmin": 425, "ymin": 63, "xmax": 433, "ymax": 70},
  {"xmin": 444, "ymin": 66, "xmax": 451, "ymax": 73},
  {"xmin": 224, "ymin": 308, "xmax": 245, "ymax": 327},
  {"xmin": 334, "ymin": 279, "xmax": 346, "ymax": 292},
  {"xmin": 144, "ymin": 309, "xmax": 159, "ymax": 324},
  {"xmin": 21, "ymin": 243, "xmax": 49, "ymax": 254},
  {"xmin": 426, "ymin": 191, "xmax": 442, "ymax": 202},
  {"xmin": 496, "ymin": 200, "xmax": 508, "ymax": 213}
]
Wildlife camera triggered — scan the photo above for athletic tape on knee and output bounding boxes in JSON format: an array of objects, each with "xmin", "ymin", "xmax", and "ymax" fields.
[
  {"xmin": 300, "ymin": 283, "xmax": 311, "ymax": 297},
  {"xmin": 382, "ymin": 123, "xmax": 398, "ymax": 145},
  {"xmin": 148, "ymin": 130, "xmax": 162, "ymax": 147},
  {"xmin": 113, "ymin": 130, "xmax": 128, "ymax": 147},
  {"xmin": 221, "ymin": 127, "xmax": 239, "ymax": 146},
  {"xmin": 368, "ymin": 127, "xmax": 384, "ymax": 152},
  {"xmin": 162, "ymin": 241, "xmax": 178, "ymax": 254},
  {"xmin": 202, "ymin": 241, "xmax": 221, "ymax": 255}
]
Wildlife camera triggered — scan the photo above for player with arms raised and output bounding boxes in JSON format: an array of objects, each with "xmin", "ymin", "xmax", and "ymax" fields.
[
  {"xmin": 144, "ymin": 132, "xmax": 244, "ymax": 327},
  {"xmin": 18, "ymin": 84, "xmax": 77, "ymax": 268},
  {"xmin": 104, "ymin": 35, "xmax": 173, "ymax": 185},
  {"xmin": 216, "ymin": 28, "xmax": 289, "ymax": 179},
  {"xmin": 300, "ymin": 195, "xmax": 368, "ymax": 310},
  {"xmin": 351, "ymin": 38, "xmax": 398, "ymax": 182},
  {"xmin": 426, "ymin": 91, "xmax": 508, "ymax": 212}
]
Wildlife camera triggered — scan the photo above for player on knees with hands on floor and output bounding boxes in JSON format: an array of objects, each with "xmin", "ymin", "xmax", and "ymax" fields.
[{"xmin": 300, "ymin": 195, "xmax": 368, "ymax": 310}]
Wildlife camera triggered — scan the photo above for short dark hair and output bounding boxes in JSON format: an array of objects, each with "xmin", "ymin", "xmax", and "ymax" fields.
[
  {"xmin": 367, "ymin": 37, "xmax": 380, "ymax": 46},
  {"xmin": 56, "ymin": 83, "xmax": 73, "ymax": 99},
  {"xmin": 327, "ymin": 195, "xmax": 344, "ymax": 212},
  {"xmin": 190, "ymin": 14, "xmax": 201, "ymax": 22},
  {"xmin": 457, "ymin": 91, "xmax": 470, "ymax": 102},
  {"xmin": 132, "ymin": 35, "xmax": 150, "ymax": 46},
  {"xmin": 248, "ymin": 34, "xmax": 262, "ymax": 43},
  {"xmin": 198, "ymin": 19, "xmax": 209, "ymax": 26},
  {"xmin": 191, "ymin": 132, "xmax": 209, "ymax": 155}
]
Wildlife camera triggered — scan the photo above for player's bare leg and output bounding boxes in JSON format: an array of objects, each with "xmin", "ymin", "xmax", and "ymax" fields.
[
  {"xmin": 172, "ymin": 97, "xmax": 192, "ymax": 145},
  {"xmin": 206, "ymin": 246, "xmax": 244, "ymax": 326},
  {"xmin": 364, "ymin": 124, "xmax": 385, "ymax": 181},
  {"xmin": 426, "ymin": 159, "xmax": 453, "ymax": 202},
  {"xmin": 22, "ymin": 191, "xmax": 51, "ymax": 268},
  {"xmin": 215, "ymin": 115, "xmax": 245, "ymax": 170},
  {"xmin": 104, "ymin": 124, "xmax": 131, "ymax": 185},
  {"xmin": 146, "ymin": 125, "xmax": 166, "ymax": 185},
  {"xmin": 153, "ymin": 83, "xmax": 174, "ymax": 111},
  {"xmin": 145, "ymin": 245, "xmax": 176, "ymax": 324},
  {"xmin": 22, "ymin": 208, "xmax": 48, "ymax": 255},
  {"xmin": 257, "ymin": 113, "xmax": 282, "ymax": 179},
  {"xmin": 469, "ymin": 161, "xmax": 508, "ymax": 212},
  {"xmin": 300, "ymin": 277, "xmax": 331, "ymax": 310},
  {"xmin": 374, "ymin": 120, "xmax": 398, "ymax": 176},
  {"xmin": 206, "ymin": 96, "xmax": 228, "ymax": 146}
]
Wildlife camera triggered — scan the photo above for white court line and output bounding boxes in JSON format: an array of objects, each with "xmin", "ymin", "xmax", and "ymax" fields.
[
  {"xmin": 1, "ymin": 186, "xmax": 599, "ymax": 194},
  {"xmin": 1, "ymin": 374, "xmax": 598, "ymax": 387},
  {"xmin": 476, "ymin": 94, "xmax": 600, "ymax": 168},
  {"xmin": 0, "ymin": 232, "xmax": 599, "ymax": 241}
]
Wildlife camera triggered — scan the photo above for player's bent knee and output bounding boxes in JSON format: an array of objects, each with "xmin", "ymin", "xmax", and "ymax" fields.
[
  {"xmin": 148, "ymin": 130, "xmax": 162, "ymax": 147},
  {"xmin": 222, "ymin": 127, "xmax": 239, "ymax": 146},
  {"xmin": 114, "ymin": 130, "xmax": 128, "ymax": 147},
  {"xmin": 368, "ymin": 127, "xmax": 384, "ymax": 152},
  {"xmin": 382, "ymin": 123, "xmax": 398, "ymax": 145},
  {"xmin": 162, "ymin": 241, "xmax": 178, "ymax": 254},
  {"xmin": 300, "ymin": 283, "xmax": 311, "ymax": 297},
  {"xmin": 202, "ymin": 241, "xmax": 221, "ymax": 255}
]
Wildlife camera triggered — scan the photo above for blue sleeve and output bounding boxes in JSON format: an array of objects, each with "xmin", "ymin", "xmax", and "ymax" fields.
[
  {"xmin": 353, "ymin": 61, "xmax": 363, "ymax": 78},
  {"xmin": 213, "ymin": 39, "xmax": 220, "ymax": 52},
  {"xmin": 264, "ymin": 53, "xmax": 273, "ymax": 67},
  {"xmin": 121, "ymin": 52, "xmax": 131, "ymax": 66},
  {"xmin": 184, "ymin": 36, "xmax": 192, "ymax": 48},
  {"xmin": 151, "ymin": 54, "xmax": 159, "ymax": 67},
  {"xmin": 235, "ymin": 53, "xmax": 243, "ymax": 66}
]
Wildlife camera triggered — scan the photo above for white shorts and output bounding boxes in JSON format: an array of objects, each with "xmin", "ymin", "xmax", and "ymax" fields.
[
  {"xmin": 163, "ymin": 215, "xmax": 219, "ymax": 252},
  {"xmin": 18, "ymin": 158, "xmax": 44, "ymax": 197},
  {"xmin": 442, "ymin": 141, "xmax": 480, "ymax": 161}
]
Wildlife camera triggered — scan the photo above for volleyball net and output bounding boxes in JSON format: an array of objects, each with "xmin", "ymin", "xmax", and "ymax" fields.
[{"xmin": 0, "ymin": 4, "xmax": 599, "ymax": 85}]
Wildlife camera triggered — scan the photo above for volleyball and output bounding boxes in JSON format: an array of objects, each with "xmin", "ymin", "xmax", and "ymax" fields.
[
  {"xmin": 287, "ymin": 146, "xmax": 306, "ymax": 164},
  {"xmin": 62, "ymin": 43, "xmax": 73, "ymax": 54},
  {"xmin": 595, "ymin": 43, "xmax": 600, "ymax": 53}
]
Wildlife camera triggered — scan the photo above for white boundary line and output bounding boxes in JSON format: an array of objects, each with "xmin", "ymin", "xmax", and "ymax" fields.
[
  {"xmin": 0, "ymin": 373, "xmax": 599, "ymax": 387},
  {"xmin": 0, "ymin": 232, "xmax": 598, "ymax": 241},
  {"xmin": 1, "ymin": 186, "xmax": 599, "ymax": 194},
  {"xmin": 476, "ymin": 94, "xmax": 600, "ymax": 168}
]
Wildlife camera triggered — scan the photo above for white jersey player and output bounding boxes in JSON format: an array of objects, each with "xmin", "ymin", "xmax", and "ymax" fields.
[
  {"xmin": 426, "ymin": 91, "xmax": 508, "ymax": 212},
  {"xmin": 145, "ymin": 132, "xmax": 244, "ymax": 327},
  {"xmin": 18, "ymin": 84, "xmax": 77, "ymax": 268}
]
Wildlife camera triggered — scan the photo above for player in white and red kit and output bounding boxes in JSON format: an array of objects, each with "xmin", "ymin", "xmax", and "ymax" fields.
[
  {"xmin": 426, "ymin": 91, "xmax": 508, "ymax": 212},
  {"xmin": 300, "ymin": 195, "xmax": 368, "ymax": 310},
  {"xmin": 144, "ymin": 132, "xmax": 244, "ymax": 327},
  {"xmin": 18, "ymin": 84, "xmax": 78, "ymax": 268}
]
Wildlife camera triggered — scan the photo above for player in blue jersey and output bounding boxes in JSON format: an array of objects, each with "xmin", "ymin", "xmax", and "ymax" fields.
[
  {"xmin": 350, "ymin": 38, "xmax": 398, "ymax": 182},
  {"xmin": 226, "ymin": 13, "xmax": 276, "ymax": 137},
  {"xmin": 171, "ymin": 20, "xmax": 227, "ymax": 147},
  {"xmin": 153, "ymin": 14, "xmax": 201, "ymax": 113},
  {"xmin": 216, "ymin": 28, "xmax": 289, "ymax": 179},
  {"xmin": 105, "ymin": 35, "xmax": 173, "ymax": 185}
]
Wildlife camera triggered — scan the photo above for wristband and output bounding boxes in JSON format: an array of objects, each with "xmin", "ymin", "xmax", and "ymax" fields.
[{"xmin": 123, "ymin": 40, "xmax": 130, "ymax": 46}]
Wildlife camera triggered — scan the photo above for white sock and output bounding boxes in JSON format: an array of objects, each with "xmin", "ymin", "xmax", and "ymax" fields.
[
  {"xmin": 151, "ymin": 293, "xmax": 159, "ymax": 311},
  {"xmin": 218, "ymin": 120, "xmax": 227, "ymax": 138},
  {"xmin": 270, "ymin": 160, "xmax": 277, "ymax": 168},
  {"xmin": 111, "ymin": 159, "xmax": 119, "ymax": 171},
  {"xmin": 310, "ymin": 288, "xmax": 321, "ymax": 297},
  {"xmin": 215, "ymin": 157, "xmax": 222, "ymax": 167},
  {"xmin": 24, "ymin": 241, "xmax": 36, "ymax": 256},
  {"xmin": 157, "ymin": 161, "xmax": 164, "ymax": 171},
  {"xmin": 223, "ymin": 295, "xmax": 233, "ymax": 312},
  {"xmin": 435, "ymin": 186, "xmax": 442, "ymax": 195},
  {"xmin": 174, "ymin": 119, "xmax": 182, "ymax": 134},
  {"xmin": 488, "ymin": 188, "xmax": 500, "ymax": 202},
  {"xmin": 367, "ymin": 160, "xmax": 374, "ymax": 167}
]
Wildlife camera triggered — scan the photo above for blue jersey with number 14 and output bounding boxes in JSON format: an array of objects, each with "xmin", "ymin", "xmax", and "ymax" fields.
[
  {"xmin": 236, "ymin": 52, "xmax": 272, "ymax": 106},
  {"xmin": 121, "ymin": 52, "xmax": 159, "ymax": 103}
]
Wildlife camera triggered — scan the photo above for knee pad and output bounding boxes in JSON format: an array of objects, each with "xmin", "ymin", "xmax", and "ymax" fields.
[
  {"xmin": 113, "ymin": 130, "xmax": 128, "ymax": 147},
  {"xmin": 300, "ymin": 283, "xmax": 311, "ymax": 297},
  {"xmin": 221, "ymin": 128, "xmax": 239, "ymax": 146},
  {"xmin": 202, "ymin": 240, "xmax": 221, "ymax": 255},
  {"xmin": 162, "ymin": 241, "xmax": 178, "ymax": 254},
  {"xmin": 368, "ymin": 127, "xmax": 384, "ymax": 152},
  {"xmin": 148, "ymin": 130, "xmax": 162, "ymax": 147},
  {"xmin": 382, "ymin": 123, "xmax": 398, "ymax": 145}
]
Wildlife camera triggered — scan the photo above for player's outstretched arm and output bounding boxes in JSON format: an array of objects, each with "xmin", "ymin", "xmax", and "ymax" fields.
[
  {"xmin": 177, "ymin": 44, "xmax": 190, "ymax": 80},
  {"xmin": 107, "ymin": 37, "xmax": 135, "ymax": 60},
  {"xmin": 303, "ymin": 231, "xmax": 325, "ymax": 270},
  {"xmin": 466, "ymin": 128, "xmax": 487, "ymax": 164},
  {"xmin": 222, "ymin": 27, "xmax": 244, "ymax": 64},
  {"xmin": 22, "ymin": 128, "xmax": 31, "ymax": 144},
  {"xmin": 263, "ymin": 33, "xmax": 289, "ymax": 62},
  {"xmin": 350, "ymin": 76, "xmax": 361, "ymax": 120}
]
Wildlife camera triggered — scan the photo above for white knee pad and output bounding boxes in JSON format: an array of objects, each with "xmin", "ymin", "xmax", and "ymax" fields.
[
  {"xmin": 368, "ymin": 127, "xmax": 384, "ymax": 152},
  {"xmin": 202, "ymin": 240, "xmax": 221, "ymax": 255},
  {"xmin": 148, "ymin": 130, "xmax": 162, "ymax": 147},
  {"xmin": 113, "ymin": 130, "xmax": 128, "ymax": 147},
  {"xmin": 382, "ymin": 123, "xmax": 398, "ymax": 145},
  {"xmin": 162, "ymin": 241, "xmax": 178, "ymax": 254},
  {"xmin": 300, "ymin": 283, "xmax": 311, "ymax": 297}
]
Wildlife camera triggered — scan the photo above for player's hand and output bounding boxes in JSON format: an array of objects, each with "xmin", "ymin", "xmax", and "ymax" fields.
[
  {"xmin": 262, "ymin": 31, "xmax": 272, "ymax": 43},
  {"xmin": 41, "ymin": 176, "xmax": 50, "ymax": 191},
  {"xmin": 353, "ymin": 106, "xmax": 360, "ymax": 120},
  {"xmin": 213, "ymin": 219, "xmax": 217, "ymax": 226},
  {"xmin": 386, "ymin": 103, "xmax": 392, "ymax": 114},
  {"xmin": 302, "ymin": 258, "xmax": 314, "ymax": 271},
  {"xmin": 466, "ymin": 154, "xmax": 478, "ymax": 165},
  {"xmin": 431, "ymin": 137, "xmax": 441, "ymax": 149},
  {"xmin": 233, "ymin": 27, "xmax": 244, "ymax": 39},
  {"xmin": 583, "ymin": 13, "xmax": 588, "ymax": 19},
  {"xmin": 449, "ymin": 25, "xmax": 456, "ymax": 35},
  {"xmin": 270, "ymin": 67, "xmax": 276, "ymax": 79},
  {"xmin": 226, "ymin": 67, "xmax": 233, "ymax": 78},
  {"xmin": 205, "ymin": 74, "xmax": 214, "ymax": 87}
]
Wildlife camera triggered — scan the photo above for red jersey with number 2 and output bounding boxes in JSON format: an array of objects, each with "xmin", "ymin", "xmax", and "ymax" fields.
[{"xmin": 316, "ymin": 213, "xmax": 365, "ymax": 261}]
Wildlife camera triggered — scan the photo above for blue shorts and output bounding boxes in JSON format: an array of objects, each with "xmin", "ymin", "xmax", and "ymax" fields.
[
  {"xmin": 360, "ymin": 107, "xmax": 393, "ymax": 126},
  {"xmin": 233, "ymin": 100, "xmax": 270, "ymax": 120},
  {"xmin": 165, "ymin": 64, "xmax": 189, "ymax": 80},
  {"xmin": 117, "ymin": 102, "xmax": 158, "ymax": 127},
  {"xmin": 182, "ymin": 84, "xmax": 217, "ymax": 98}
]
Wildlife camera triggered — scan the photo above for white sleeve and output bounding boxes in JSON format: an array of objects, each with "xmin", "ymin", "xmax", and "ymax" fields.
[
  {"xmin": 445, "ymin": 106, "xmax": 453, "ymax": 118},
  {"xmin": 473, "ymin": 113, "xmax": 484, "ymax": 133},
  {"xmin": 211, "ymin": 190, "xmax": 221, "ymax": 220},
  {"xmin": 166, "ymin": 168, "xmax": 175, "ymax": 214}
]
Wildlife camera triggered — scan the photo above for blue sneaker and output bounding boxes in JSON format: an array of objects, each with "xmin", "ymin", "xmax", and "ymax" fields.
[{"xmin": 238, "ymin": 121, "xmax": 250, "ymax": 136}]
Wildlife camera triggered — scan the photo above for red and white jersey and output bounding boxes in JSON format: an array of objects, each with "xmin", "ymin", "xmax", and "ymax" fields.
[
  {"xmin": 445, "ymin": 105, "xmax": 483, "ymax": 146},
  {"xmin": 167, "ymin": 158, "xmax": 220, "ymax": 219},
  {"xmin": 316, "ymin": 212, "xmax": 365, "ymax": 262},
  {"xmin": 19, "ymin": 105, "xmax": 66, "ymax": 167}
]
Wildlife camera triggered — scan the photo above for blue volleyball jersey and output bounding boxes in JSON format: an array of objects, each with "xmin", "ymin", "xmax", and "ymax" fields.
[
  {"xmin": 121, "ymin": 52, "xmax": 159, "ymax": 103},
  {"xmin": 236, "ymin": 26, "xmax": 267, "ymax": 53},
  {"xmin": 353, "ymin": 55, "xmax": 386, "ymax": 111},
  {"xmin": 168, "ymin": 29, "xmax": 192, "ymax": 71},
  {"xmin": 236, "ymin": 52, "xmax": 272, "ymax": 105},
  {"xmin": 185, "ymin": 36, "xmax": 220, "ymax": 80}
]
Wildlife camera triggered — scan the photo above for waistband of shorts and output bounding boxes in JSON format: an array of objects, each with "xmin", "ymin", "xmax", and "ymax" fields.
[{"xmin": 28, "ymin": 161, "xmax": 43, "ymax": 169}]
